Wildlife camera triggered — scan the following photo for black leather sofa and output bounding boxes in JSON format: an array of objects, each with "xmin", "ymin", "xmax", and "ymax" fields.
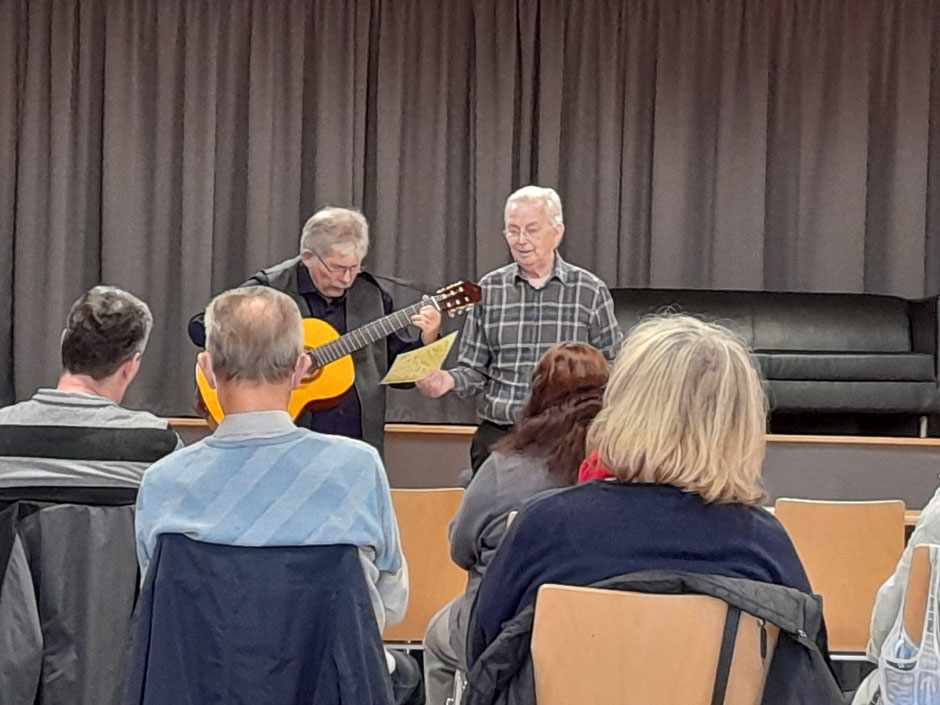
[
  {"xmin": 386, "ymin": 289, "xmax": 940, "ymax": 432},
  {"xmin": 611, "ymin": 289, "xmax": 940, "ymax": 418}
]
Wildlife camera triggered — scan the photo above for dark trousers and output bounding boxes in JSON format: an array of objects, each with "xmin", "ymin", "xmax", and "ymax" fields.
[{"xmin": 470, "ymin": 420, "xmax": 513, "ymax": 474}]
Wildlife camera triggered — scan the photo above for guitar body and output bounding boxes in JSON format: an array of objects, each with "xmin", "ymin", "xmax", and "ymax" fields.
[
  {"xmin": 194, "ymin": 279, "xmax": 480, "ymax": 424},
  {"xmin": 196, "ymin": 317, "xmax": 356, "ymax": 422}
]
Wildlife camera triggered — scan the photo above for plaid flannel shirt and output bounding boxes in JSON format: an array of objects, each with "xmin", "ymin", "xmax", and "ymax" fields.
[{"xmin": 450, "ymin": 254, "xmax": 623, "ymax": 424}]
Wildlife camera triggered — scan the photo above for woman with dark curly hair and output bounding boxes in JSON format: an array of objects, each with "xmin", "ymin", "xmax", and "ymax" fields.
[{"xmin": 422, "ymin": 342, "xmax": 609, "ymax": 704}]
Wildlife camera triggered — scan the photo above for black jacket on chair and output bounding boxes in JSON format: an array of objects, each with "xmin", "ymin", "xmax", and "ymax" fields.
[
  {"xmin": 464, "ymin": 570, "xmax": 847, "ymax": 705},
  {"xmin": 120, "ymin": 535, "xmax": 395, "ymax": 705}
]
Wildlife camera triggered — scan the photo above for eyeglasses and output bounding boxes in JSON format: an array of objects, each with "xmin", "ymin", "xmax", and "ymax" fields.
[
  {"xmin": 314, "ymin": 251, "xmax": 361, "ymax": 277},
  {"xmin": 504, "ymin": 227, "xmax": 548, "ymax": 242}
]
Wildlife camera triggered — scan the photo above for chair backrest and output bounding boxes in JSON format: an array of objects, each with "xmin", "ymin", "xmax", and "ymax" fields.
[
  {"xmin": 383, "ymin": 488, "xmax": 467, "ymax": 642},
  {"xmin": 531, "ymin": 584, "xmax": 779, "ymax": 705},
  {"xmin": 774, "ymin": 498, "xmax": 905, "ymax": 652}
]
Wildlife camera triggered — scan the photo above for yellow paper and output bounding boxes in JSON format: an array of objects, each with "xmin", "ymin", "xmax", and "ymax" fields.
[{"xmin": 380, "ymin": 332, "xmax": 458, "ymax": 384}]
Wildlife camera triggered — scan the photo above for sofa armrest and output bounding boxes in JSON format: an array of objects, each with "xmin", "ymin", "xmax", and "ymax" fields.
[{"xmin": 909, "ymin": 296, "xmax": 939, "ymax": 360}]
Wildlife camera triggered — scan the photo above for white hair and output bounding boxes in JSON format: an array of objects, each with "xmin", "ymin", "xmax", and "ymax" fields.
[
  {"xmin": 504, "ymin": 185, "xmax": 564, "ymax": 226},
  {"xmin": 299, "ymin": 207, "xmax": 369, "ymax": 259}
]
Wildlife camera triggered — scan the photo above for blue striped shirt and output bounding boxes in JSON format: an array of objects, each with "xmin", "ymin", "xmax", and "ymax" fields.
[{"xmin": 135, "ymin": 411, "xmax": 407, "ymax": 630}]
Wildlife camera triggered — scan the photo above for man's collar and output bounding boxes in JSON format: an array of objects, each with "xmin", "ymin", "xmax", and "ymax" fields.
[
  {"xmin": 214, "ymin": 410, "xmax": 297, "ymax": 439},
  {"xmin": 512, "ymin": 252, "xmax": 572, "ymax": 286},
  {"xmin": 33, "ymin": 388, "xmax": 117, "ymax": 408}
]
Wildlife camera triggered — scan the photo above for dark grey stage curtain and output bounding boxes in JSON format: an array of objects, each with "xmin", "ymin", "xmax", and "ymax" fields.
[{"xmin": 2, "ymin": 0, "xmax": 940, "ymax": 415}]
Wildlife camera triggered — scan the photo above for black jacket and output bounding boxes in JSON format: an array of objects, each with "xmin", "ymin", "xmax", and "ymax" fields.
[
  {"xmin": 188, "ymin": 257, "xmax": 402, "ymax": 454},
  {"xmin": 464, "ymin": 570, "xmax": 848, "ymax": 705},
  {"xmin": 121, "ymin": 534, "xmax": 395, "ymax": 705}
]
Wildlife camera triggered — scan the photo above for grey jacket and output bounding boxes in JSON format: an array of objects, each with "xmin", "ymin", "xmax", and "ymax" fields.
[
  {"xmin": 447, "ymin": 452, "xmax": 568, "ymax": 663},
  {"xmin": 0, "ymin": 498, "xmax": 139, "ymax": 705},
  {"xmin": 464, "ymin": 570, "xmax": 847, "ymax": 705}
]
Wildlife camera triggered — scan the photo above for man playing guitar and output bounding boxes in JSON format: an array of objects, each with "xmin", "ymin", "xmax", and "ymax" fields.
[{"xmin": 189, "ymin": 207, "xmax": 441, "ymax": 456}]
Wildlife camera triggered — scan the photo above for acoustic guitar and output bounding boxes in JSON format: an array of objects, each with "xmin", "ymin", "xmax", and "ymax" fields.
[{"xmin": 196, "ymin": 281, "xmax": 481, "ymax": 422}]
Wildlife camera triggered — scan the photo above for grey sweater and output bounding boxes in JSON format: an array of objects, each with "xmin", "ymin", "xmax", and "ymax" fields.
[
  {"xmin": 446, "ymin": 450, "xmax": 568, "ymax": 661},
  {"xmin": 0, "ymin": 389, "xmax": 181, "ymax": 488}
]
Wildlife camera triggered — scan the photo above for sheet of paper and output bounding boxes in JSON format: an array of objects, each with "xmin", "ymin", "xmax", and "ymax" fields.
[{"xmin": 380, "ymin": 331, "xmax": 458, "ymax": 384}]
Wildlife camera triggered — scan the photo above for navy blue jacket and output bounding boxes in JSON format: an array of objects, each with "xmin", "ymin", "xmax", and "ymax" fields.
[
  {"xmin": 469, "ymin": 481, "xmax": 812, "ymax": 664},
  {"xmin": 121, "ymin": 535, "xmax": 394, "ymax": 705}
]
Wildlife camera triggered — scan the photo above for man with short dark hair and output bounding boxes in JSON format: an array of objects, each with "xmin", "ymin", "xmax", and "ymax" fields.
[{"xmin": 0, "ymin": 285, "xmax": 181, "ymax": 488}]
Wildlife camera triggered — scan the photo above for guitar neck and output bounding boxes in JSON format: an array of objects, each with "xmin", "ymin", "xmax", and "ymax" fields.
[{"xmin": 312, "ymin": 301, "xmax": 427, "ymax": 365}]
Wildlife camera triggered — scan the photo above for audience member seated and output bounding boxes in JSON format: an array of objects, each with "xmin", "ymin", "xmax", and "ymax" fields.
[
  {"xmin": 854, "ymin": 488, "xmax": 940, "ymax": 704},
  {"xmin": 423, "ymin": 342, "xmax": 609, "ymax": 705},
  {"xmin": 0, "ymin": 285, "xmax": 180, "ymax": 492},
  {"xmin": 133, "ymin": 286, "xmax": 422, "ymax": 705},
  {"xmin": 0, "ymin": 285, "xmax": 179, "ymax": 705},
  {"xmin": 465, "ymin": 314, "xmax": 840, "ymax": 703}
]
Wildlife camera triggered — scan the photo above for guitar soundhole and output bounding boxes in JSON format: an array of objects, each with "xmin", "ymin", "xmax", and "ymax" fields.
[{"xmin": 304, "ymin": 352, "xmax": 323, "ymax": 383}]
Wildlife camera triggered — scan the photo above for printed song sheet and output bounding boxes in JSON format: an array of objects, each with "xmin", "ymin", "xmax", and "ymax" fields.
[{"xmin": 380, "ymin": 332, "xmax": 457, "ymax": 384}]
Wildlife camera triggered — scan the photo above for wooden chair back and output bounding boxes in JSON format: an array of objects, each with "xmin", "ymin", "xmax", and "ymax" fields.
[
  {"xmin": 531, "ymin": 584, "xmax": 778, "ymax": 705},
  {"xmin": 383, "ymin": 488, "xmax": 467, "ymax": 642},
  {"xmin": 774, "ymin": 498, "xmax": 905, "ymax": 652}
]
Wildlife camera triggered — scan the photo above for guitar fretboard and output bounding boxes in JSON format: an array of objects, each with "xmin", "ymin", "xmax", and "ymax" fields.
[{"xmin": 310, "ymin": 300, "xmax": 431, "ymax": 366}]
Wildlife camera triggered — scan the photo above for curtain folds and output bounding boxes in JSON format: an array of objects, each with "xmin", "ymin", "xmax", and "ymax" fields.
[{"xmin": 1, "ymin": 0, "xmax": 939, "ymax": 414}]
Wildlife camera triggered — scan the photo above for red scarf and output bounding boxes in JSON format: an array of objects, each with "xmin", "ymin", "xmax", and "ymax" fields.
[{"xmin": 577, "ymin": 449, "xmax": 614, "ymax": 483}]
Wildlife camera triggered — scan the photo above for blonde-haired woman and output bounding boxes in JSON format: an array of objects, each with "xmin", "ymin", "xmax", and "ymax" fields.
[{"xmin": 466, "ymin": 314, "xmax": 814, "ymax": 665}]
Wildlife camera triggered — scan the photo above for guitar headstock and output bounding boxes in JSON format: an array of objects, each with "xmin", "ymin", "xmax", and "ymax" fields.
[{"xmin": 433, "ymin": 281, "xmax": 482, "ymax": 317}]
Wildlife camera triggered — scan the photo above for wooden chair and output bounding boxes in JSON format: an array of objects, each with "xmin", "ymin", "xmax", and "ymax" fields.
[
  {"xmin": 531, "ymin": 584, "xmax": 779, "ymax": 705},
  {"xmin": 383, "ymin": 488, "xmax": 467, "ymax": 644},
  {"xmin": 774, "ymin": 498, "xmax": 905, "ymax": 653}
]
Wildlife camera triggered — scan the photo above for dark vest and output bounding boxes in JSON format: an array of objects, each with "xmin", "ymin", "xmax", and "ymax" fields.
[{"xmin": 247, "ymin": 257, "xmax": 389, "ymax": 455}]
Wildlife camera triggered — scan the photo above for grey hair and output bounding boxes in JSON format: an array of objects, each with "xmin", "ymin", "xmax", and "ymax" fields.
[
  {"xmin": 204, "ymin": 286, "xmax": 304, "ymax": 383},
  {"xmin": 298, "ymin": 207, "xmax": 370, "ymax": 259},
  {"xmin": 61, "ymin": 285, "xmax": 153, "ymax": 379},
  {"xmin": 504, "ymin": 185, "xmax": 564, "ymax": 226}
]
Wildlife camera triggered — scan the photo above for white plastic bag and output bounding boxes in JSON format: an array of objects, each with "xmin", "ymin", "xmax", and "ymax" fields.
[{"xmin": 880, "ymin": 545, "xmax": 940, "ymax": 704}]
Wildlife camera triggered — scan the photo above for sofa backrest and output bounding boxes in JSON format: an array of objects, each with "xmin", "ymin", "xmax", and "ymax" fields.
[{"xmin": 611, "ymin": 289, "xmax": 912, "ymax": 353}]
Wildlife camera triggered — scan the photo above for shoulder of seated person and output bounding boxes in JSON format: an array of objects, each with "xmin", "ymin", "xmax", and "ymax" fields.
[
  {"xmin": 130, "ymin": 410, "xmax": 177, "ymax": 428},
  {"xmin": 305, "ymin": 431, "xmax": 382, "ymax": 461},
  {"xmin": 511, "ymin": 481, "xmax": 588, "ymax": 520}
]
